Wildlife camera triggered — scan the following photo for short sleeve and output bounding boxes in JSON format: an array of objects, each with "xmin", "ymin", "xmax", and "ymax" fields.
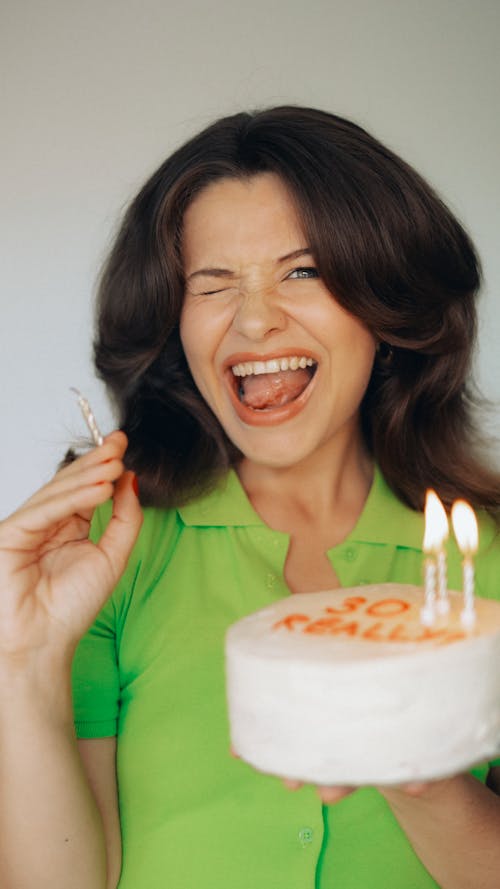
[
  {"xmin": 71, "ymin": 501, "xmax": 120, "ymax": 739},
  {"xmin": 71, "ymin": 499, "xmax": 181, "ymax": 739}
]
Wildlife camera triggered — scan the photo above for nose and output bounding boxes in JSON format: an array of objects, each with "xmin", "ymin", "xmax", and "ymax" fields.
[{"xmin": 232, "ymin": 285, "xmax": 286, "ymax": 341}]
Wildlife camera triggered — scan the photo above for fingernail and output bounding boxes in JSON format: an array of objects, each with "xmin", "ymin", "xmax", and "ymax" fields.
[{"xmin": 132, "ymin": 474, "xmax": 139, "ymax": 497}]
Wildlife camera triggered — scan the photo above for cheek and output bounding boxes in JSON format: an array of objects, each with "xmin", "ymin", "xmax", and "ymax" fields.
[
  {"xmin": 179, "ymin": 306, "xmax": 198, "ymax": 370},
  {"xmin": 179, "ymin": 303, "xmax": 224, "ymax": 404},
  {"xmin": 179, "ymin": 304, "xmax": 213, "ymax": 374},
  {"xmin": 180, "ymin": 298, "xmax": 234, "ymax": 365},
  {"xmin": 332, "ymin": 325, "xmax": 377, "ymax": 399},
  {"xmin": 354, "ymin": 334, "xmax": 377, "ymax": 371},
  {"xmin": 352, "ymin": 340, "xmax": 377, "ymax": 390},
  {"xmin": 341, "ymin": 315, "xmax": 377, "ymax": 362}
]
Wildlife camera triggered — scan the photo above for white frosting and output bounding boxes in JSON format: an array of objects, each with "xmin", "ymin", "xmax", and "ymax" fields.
[{"xmin": 225, "ymin": 584, "xmax": 500, "ymax": 784}]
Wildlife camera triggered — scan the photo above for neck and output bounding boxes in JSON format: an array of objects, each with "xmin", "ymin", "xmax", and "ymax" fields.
[{"xmin": 236, "ymin": 430, "xmax": 374, "ymax": 530}]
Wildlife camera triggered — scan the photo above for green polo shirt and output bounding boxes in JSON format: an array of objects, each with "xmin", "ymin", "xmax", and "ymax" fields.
[{"xmin": 72, "ymin": 467, "xmax": 500, "ymax": 889}]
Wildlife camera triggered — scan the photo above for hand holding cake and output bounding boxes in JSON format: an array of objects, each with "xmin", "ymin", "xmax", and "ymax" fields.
[{"xmin": 226, "ymin": 583, "xmax": 500, "ymax": 787}]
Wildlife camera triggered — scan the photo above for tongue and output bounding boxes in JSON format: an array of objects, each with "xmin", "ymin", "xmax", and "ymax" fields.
[{"xmin": 240, "ymin": 368, "xmax": 311, "ymax": 410}]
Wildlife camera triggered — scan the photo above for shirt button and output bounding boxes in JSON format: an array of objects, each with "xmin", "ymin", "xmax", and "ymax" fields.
[
  {"xmin": 343, "ymin": 546, "xmax": 357, "ymax": 562},
  {"xmin": 266, "ymin": 572, "xmax": 277, "ymax": 588},
  {"xmin": 298, "ymin": 827, "xmax": 314, "ymax": 846}
]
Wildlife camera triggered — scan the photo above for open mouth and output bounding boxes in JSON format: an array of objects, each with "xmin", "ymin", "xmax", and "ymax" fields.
[{"xmin": 230, "ymin": 355, "xmax": 318, "ymax": 412}]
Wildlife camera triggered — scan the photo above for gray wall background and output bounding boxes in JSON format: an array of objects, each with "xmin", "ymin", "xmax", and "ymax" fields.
[{"xmin": 1, "ymin": 0, "xmax": 499, "ymax": 517}]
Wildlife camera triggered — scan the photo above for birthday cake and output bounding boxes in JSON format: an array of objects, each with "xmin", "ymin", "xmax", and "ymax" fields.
[{"xmin": 225, "ymin": 584, "xmax": 500, "ymax": 785}]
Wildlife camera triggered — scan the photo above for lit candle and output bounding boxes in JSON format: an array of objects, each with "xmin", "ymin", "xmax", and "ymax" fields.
[
  {"xmin": 421, "ymin": 490, "xmax": 449, "ymax": 626},
  {"xmin": 451, "ymin": 500, "xmax": 479, "ymax": 631}
]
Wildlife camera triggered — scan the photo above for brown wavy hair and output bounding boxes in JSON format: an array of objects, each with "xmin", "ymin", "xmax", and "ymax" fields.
[{"xmin": 93, "ymin": 105, "xmax": 500, "ymax": 515}]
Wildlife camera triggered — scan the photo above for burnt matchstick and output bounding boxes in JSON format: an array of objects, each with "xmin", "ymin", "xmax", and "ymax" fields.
[{"xmin": 70, "ymin": 387, "xmax": 104, "ymax": 447}]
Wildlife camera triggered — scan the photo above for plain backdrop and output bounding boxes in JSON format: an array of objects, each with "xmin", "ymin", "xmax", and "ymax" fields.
[{"xmin": 1, "ymin": 0, "xmax": 499, "ymax": 517}]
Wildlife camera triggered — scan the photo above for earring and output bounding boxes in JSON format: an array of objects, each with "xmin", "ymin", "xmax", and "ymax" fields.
[{"xmin": 376, "ymin": 341, "xmax": 394, "ymax": 365}]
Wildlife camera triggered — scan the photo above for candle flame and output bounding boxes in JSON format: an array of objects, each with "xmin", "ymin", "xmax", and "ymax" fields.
[
  {"xmin": 451, "ymin": 500, "xmax": 478, "ymax": 555},
  {"xmin": 423, "ymin": 490, "xmax": 449, "ymax": 553}
]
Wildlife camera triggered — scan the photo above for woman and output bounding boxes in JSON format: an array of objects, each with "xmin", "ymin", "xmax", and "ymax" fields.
[{"xmin": 1, "ymin": 107, "xmax": 499, "ymax": 889}]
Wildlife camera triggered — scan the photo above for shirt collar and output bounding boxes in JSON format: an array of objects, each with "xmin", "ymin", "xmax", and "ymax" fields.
[
  {"xmin": 177, "ymin": 465, "xmax": 423, "ymax": 546},
  {"xmin": 178, "ymin": 469, "xmax": 264, "ymax": 528},
  {"xmin": 177, "ymin": 465, "xmax": 497, "ymax": 553},
  {"xmin": 351, "ymin": 469, "xmax": 498, "ymax": 554},
  {"xmin": 345, "ymin": 466, "xmax": 423, "ymax": 549}
]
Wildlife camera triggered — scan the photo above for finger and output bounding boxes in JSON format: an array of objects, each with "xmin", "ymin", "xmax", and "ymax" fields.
[
  {"xmin": 398, "ymin": 779, "xmax": 451, "ymax": 798},
  {"xmin": 229, "ymin": 745, "xmax": 241, "ymax": 759},
  {"xmin": 43, "ymin": 431, "xmax": 128, "ymax": 487},
  {"xmin": 28, "ymin": 456, "xmax": 125, "ymax": 508},
  {"xmin": 96, "ymin": 471, "xmax": 143, "ymax": 586},
  {"xmin": 316, "ymin": 785, "xmax": 355, "ymax": 804},
  {"xmin": 0, "ymin": 479, "xmax": 116, "ymax": 549},
  {"xmin": 15, "ymin": 434, "xmax": 127, "ymax": 516},
  {"xmin": 400, "ymin": 781, "xmax": 429, "ymax": 796},
  {"xmin": 282, "ymin": 778, "xmax": 303, "ymax": 791},
  {"xmin": 16, "ymin": 445, "xmax": 126, "ymax": 521},
  {"xmin": 34, "ymin": 430, "xmax": 128, "ymax": 492}
]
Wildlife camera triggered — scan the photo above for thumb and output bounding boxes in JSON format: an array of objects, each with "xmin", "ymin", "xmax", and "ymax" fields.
[{"xmin": 96, "ymin": 471, "xmax": 143, "ymax": 585}]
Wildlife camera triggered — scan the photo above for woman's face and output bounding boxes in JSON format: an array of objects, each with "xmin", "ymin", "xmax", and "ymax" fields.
[{"xmin": 180, "ymin": 173, "xmax": 376, "ymax": 470}]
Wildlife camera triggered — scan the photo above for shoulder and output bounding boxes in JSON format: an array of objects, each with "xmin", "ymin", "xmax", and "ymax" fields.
[
  {"xmin": 91, "ymin": 499, "xmax": 182, "ymax": 565},
  {"xmin": 89, "ymin": 500, "xmax": 183, "ymax": 621}
]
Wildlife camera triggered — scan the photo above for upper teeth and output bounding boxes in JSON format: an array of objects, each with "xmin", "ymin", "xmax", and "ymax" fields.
[{"xmin": 231, "ymin": 356, "xmax": 315, "ymax": 377}]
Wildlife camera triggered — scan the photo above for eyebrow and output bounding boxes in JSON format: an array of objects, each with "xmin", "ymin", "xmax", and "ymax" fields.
[{"xmin": 186, "ymin": 248, "xmax": 313, "ymax": 283}]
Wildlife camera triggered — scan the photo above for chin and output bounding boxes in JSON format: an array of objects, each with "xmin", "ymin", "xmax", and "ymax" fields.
[{"xmin": 234, "ymin": 436, "xmax": 320, "ymax": 471}]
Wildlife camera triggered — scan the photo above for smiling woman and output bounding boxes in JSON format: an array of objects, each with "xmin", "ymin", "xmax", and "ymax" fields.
[
  {"xmin": 94, "ymin": 106, "xmax": 499, "ymax": 514},
  {"xmin": 179, "ymin": 174, "xmax": 376, "ymax": 455},
  {"xmin": 1, "ymin": 106, "xmax": 500, "ymax": 889}
]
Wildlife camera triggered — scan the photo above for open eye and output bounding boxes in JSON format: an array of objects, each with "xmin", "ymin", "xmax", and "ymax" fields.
[{"xmin": 287, "ymin": 267, "xmax": 319, "ymax": 280}]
